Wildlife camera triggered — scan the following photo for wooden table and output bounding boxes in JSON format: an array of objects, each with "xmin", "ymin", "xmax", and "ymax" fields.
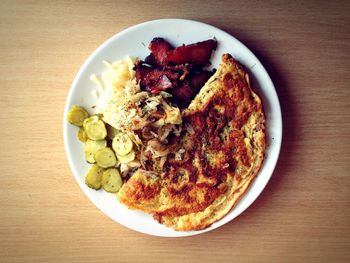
[{"xmin": 1, "ymin": 1, "xmax": 349, "ymax": 262}]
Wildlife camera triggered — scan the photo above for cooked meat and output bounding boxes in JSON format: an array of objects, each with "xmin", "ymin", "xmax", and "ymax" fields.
[
  {"xmin": 171, "ymin": 70, "xmax": 214, "ymax": 108},
  {"xmin": 165, "ymin": 39, "xmax": 217, "ymax": 66},
  {"xmin": 188, "ymin": 70, "xmax": 213, "ymax": 90},
  {"xmin": 135, "ymin": 62, "xmax": 179, "ymax": 93},
  {"xmin": 171, "ymin": 83, "xmax": 194, "ymax": 108},
  {"xmin": 145, "ymin": 38, "xmax": 174, "ymax": 66},
  {"xmin": 137, "ymin": 38, "xmax": 217, "ymax": 106},
  {"xmin": 146, "ymin": 38, "xmax": 217, "ymax": 67}
]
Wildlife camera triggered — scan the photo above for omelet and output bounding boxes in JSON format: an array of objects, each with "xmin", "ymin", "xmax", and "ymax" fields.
[{"xmin": 117, "ymin": 54, "xmax": 266, "ymax": 231}]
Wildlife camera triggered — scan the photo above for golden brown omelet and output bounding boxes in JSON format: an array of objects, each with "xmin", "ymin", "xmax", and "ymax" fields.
[{"xmin": 117, "ymin": 54, "xmax": 266, "ymax": 231}]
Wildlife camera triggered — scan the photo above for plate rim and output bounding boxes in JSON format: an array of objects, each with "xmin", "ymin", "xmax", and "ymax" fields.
[{"xmin": 63, "ymin": 18, "xmax": 282, "ymax": 237}]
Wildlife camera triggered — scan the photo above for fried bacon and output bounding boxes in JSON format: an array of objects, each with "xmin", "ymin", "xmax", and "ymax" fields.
[
  {"xmin": 135, "ymin": 62, "xmax": 179, "ymax": 93},
  {"xmin": 171, "ymin": 70, "xmax": 214, "ymax": 107},
  {"xmin": 145, "ymin": 38, "xmax": 174, "ymax": 66},
  {"xmin": 145, "ymin": 38, "xmax": 217, "ymax": 67},
  {"xmin": 136, "ymin": 38, "xmax": 217, "ymax": 107},
  {"xmin": 165, "ymin": 39, "xmax": 217, "ymax": 66},
  {"xmin": 171, "ymin": 83, "xmax": 194, "ymax": 107},
  {"xmin": 188, "ymin": 70, "xmax": 213, "ymax": 91}
]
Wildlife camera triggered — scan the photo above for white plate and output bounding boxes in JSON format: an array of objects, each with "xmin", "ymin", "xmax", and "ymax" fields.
[{"xmin": 63, "ymin": 19, "xmax": 282, "ymax": 237}]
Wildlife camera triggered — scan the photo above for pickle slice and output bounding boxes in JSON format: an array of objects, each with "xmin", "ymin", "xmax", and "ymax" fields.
[
  {"xmin": 112, "ymin": 132, "xmax": 133, "ymax": 156},
  {"xmin": 67, "ymin": 105, "xmax": 89, "ymax": 127},
  {"xmin": 116, "ymin": 150, "xmax": 135, "ymax": 164},
  {"xmin": 94, "ymin": 147, "xmax": 117, "ymax": 168},
  {"xmin": 85, "ymin": 164, "xmax": 105, "ymax": 190},
  {"xmin": 84, "ymin": 139, "xmax": 107, "ymax": 163},
  {"xmin": 101, "ymin": 168, "xmax": 123, "ymax": 193},
  {"xmin": 83, "ymin": 116, "xmax": 107, "ymax": 140},
  {"xmin": 77, "ymin": 127, "xmax": 88, "ymax": 142}
]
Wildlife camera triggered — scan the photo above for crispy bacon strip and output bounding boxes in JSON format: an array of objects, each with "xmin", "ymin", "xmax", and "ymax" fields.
[
  {"xmin": 188, "ymin": 70, "xmax": 213, "ymax": 91},
  {"xmin": 171, "ymin": 83, "xmax": 194, "ymax": 107},
  {"xmin": 145, "ymin": 38, "xmax": 174, "ymax": 66},
  {"xmin": 135, "ymin": 62, "xmax": 179, "ymax": 93},
  {"xmin": 146, "ymin": 38, "xmax": 217, "ymax": 66},
  {"xmin": 136, "ymin": 38, "xmax": 217, "ymax": 106},
  {"xmin": 166, "ymin": 39, "xmax": 217, "ymax": 66},
  {"xmin": 170, "ymin": 70, "xmax": 213, "ymax": 108}
]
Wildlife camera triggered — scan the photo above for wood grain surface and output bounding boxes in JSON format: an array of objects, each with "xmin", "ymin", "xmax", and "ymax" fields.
[{"xmin": 0, "ymin": 0, "xmax": 349, "ymax": 262}]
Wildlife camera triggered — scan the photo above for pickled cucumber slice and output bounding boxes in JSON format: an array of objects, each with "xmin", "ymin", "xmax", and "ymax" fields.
[
  {"xmin": 67, "ymin": 105, "xmax": 89, "ymax": 126},
  {"xmin": 84, "ymin": 139, "xmax": 107, "ymax": 163},
  {"xmin": 116, "ymin": 150, "xmax": 135, "ymax": 164},
  {"xmin": 83, "ymin": 115, "xmax": 107, "ymax": 140},
  {"xmin": 112, "ymin": 133, "xmax": 133, "ymax": 155},
  {"xmin": 101, "ymin": 168, "xmax": 123, "ymax": 193},
  {"xmin": 94, "ymin": 147, "xmax": 117, "ymax": 168},
  {"xmin": 83, "ymin": 115, "xmax": 98, "ymax": 125},
  {"xmin": 77, "ymin": 127, "xmax": 88, "ymax": 142},
  {"xmin": 85, "ymin": 164, "xmax": 105, "ymax": 190}
]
